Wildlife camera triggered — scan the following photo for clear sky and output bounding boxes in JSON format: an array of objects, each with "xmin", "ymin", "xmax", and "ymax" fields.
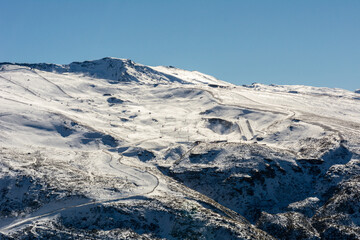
[{"xmin": 1, "ymin": 0, "xmax": 359, "ymax": 90}]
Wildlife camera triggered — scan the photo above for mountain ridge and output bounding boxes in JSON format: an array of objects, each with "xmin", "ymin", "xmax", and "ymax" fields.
[
  {"xmin": 0, "ymin": 57, "xmax": 230, "ymax": 87},
  {"xmin": 0, "ymin": 57, "xmax": 359, "ymax": 239}
]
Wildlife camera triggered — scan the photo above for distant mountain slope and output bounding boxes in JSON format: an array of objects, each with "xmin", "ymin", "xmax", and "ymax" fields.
[{"xmin": 0, "ymin": 58, "xmax": 359, "ymax": 239}]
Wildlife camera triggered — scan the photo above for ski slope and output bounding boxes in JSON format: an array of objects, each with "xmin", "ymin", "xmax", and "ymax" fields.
[{"xmin": 0, "ymin": 57, "xmax": 359, "ymax": 239}]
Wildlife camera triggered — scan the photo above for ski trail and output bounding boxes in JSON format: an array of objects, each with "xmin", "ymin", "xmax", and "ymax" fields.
[
  {"xmin": 246, "ymin": 119, "xmax": 254, "ymax": 136},
  {"xmin": 30, "ymin": 69, "xmax": 73, "ymax": 99},
  {"xmin": 0, "ymin": 75, "xmax": 45, "ymax": 100},
  {"xmin": 201, "ymin": 85, "xmax": 349, "ymax": 148},
  {"xmin": 0, "ymin": 95, "xmax": 32, "ymax": 106}
]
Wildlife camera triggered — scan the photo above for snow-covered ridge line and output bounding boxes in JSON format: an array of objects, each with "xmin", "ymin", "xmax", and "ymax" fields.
[
  {"xmin": 242, "ymin": 82, "xmax": 360, "ymax": 100},
  {"xmin": 0, "ymin": 57, "xmax": 230, "ymax": 86}
]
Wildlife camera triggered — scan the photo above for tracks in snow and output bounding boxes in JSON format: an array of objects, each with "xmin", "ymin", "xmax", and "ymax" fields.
[
  {"xmin": 30, "ymin": 69, "xmax": 73, "ymax": 99},
  {"xmin": 0, "ymin": 75, "xmax": 46, "ymax": 100},
  {"xmin": 0, "ymin": 142, "xmax": 251, "ymax": 235},
  {"xmin": 0, "ymin": 150, "xmax": 159, "ymax": 235},
  {"xmin": 196, "ymin": 86, "xmax": 353, "ymax": 147}
]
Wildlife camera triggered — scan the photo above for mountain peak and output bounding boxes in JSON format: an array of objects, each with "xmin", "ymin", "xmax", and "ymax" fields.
[{"xmin": 0, "ymin": 57, "xmax": 229, "ymax": 86}]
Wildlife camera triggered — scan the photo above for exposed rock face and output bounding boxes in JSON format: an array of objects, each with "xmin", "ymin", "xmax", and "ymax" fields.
[
  {"xmin": 312, "ymin": 176, "xmax": 360, "ymax": 239},
  {"xmin": 257, "ymin": 212, "xmax": 320, "ymax": 240}
]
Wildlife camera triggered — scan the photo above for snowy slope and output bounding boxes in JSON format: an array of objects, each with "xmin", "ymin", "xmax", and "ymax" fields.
[{"xmin": 0, "ymin": 58, "xmax": 359, "ymax": 239}]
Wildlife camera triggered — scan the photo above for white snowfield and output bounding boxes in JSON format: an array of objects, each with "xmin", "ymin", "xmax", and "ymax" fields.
[{"xmin": 0, "ymin": 57, "xmax": 359, "ymax": 239}]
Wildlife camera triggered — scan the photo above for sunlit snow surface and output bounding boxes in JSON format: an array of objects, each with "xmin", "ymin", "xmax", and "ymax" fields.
[{"xmin": 0, "ymin": 58, "xmax": 359, "ymax": 239}]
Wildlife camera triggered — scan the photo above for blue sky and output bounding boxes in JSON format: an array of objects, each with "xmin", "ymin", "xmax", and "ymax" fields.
[{"xmin": 1, "ymin": 0, "xmax": 359, "ymax": 90}]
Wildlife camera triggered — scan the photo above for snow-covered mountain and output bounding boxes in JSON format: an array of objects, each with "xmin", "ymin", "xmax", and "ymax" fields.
[{"xmin": 0, "ymin": 57, "xmax": 359, "ymax": 239}]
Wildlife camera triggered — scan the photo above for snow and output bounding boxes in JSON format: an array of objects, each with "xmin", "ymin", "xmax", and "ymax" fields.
[
  {"xmin": 0, "ymin": 58, "xmax": 359, "ymax": 239},
  {"xmin": 151, "ymin": 65, "xmax": 231, "ymax": 86}
]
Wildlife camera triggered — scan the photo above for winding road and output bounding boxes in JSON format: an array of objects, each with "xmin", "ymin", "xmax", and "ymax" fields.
[{"xmin": 0, "ymin": 150, "xmax": 159, "ymax": 235}]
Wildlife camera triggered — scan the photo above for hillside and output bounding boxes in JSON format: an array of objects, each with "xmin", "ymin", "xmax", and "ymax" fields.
[{"xmin": 0, "ymin": 57, "xmax": 359, "ymax": 239}]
